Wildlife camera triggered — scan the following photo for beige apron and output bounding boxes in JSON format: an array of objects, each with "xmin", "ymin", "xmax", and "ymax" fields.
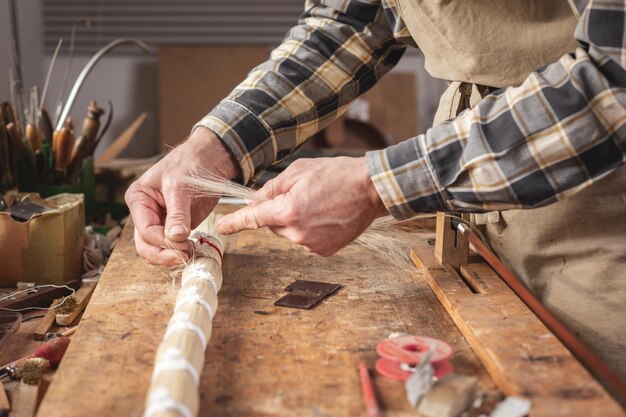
[{"xmin": 395, "ymin": 0, "xmax": 626, "ymax": 380}]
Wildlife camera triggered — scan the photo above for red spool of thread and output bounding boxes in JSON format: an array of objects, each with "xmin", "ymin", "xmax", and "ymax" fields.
[{"xmin": 375, "ymin": 335, "xmax": 454, "ymax": 381}]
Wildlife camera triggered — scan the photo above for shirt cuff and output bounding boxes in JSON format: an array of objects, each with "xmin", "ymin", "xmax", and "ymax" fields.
[
  {"xmin": 366, "ymin": 135, "xmax": 451, "ymax": 219},
  {"xmin": 193, "ymin": 100, "xmax": 274, "ymax": 184}
]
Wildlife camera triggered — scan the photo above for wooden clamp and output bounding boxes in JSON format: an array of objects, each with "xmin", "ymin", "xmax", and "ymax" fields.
[{"xmin": 434, "ymin": 212, "xmax": 469, "ymax": 269}]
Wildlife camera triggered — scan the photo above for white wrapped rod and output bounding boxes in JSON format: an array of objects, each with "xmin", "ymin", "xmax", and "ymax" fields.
[{"xmin": 144, "ymin": 218, "xmax": 225, "ymax": 417}]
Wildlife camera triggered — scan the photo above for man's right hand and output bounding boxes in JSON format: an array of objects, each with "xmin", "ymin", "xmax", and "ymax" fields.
[{"xmin": 125, "ymin": 127, "xmax": 239, "ymax": 265}]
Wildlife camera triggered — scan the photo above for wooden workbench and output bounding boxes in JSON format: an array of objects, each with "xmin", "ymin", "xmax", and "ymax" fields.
[{"xmin": 37, "ymin": 213, "xmax": 497, "ymax": 417}]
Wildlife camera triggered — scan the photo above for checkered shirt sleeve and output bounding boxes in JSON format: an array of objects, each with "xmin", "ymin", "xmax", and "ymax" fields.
[
  {"xmin": 367, "ymin": 0, "xmax": 626, "ymax": 218},
  {"xmin": 194, "ymin": 0, "xmax": 406, "ymax": 184}
]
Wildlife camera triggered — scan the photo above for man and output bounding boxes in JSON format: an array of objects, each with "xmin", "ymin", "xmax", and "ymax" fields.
[{"xmin": 126, "ymin": 0, "xmax": 626, "ymax": 378}]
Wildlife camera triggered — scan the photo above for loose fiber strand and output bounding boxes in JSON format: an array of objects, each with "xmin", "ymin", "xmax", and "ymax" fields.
[
  {"xmin": 183, "ymin": 174, "xmax": 434, "ymax": 272},
  {"xmin": 184, "ymin": 170, "xmax": 261, "ymax": 202}
]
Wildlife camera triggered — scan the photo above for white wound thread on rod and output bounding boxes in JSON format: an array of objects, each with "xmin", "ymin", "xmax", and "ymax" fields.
[
  {"xmin": 174, "ymin": 287, "xmax": 215, "ymax": 320},
  {"xmin": 163, "ymin": 314, "xmax": 208, "ymax": 350},
  {"xmin": 181, "ymin": 264, "xmax": 219, "ymax": 293},
  {"xmin": 152, "ymin": 348, "xmax": 200, "ymax": 385},
  {"xmin": 144, "ymin": 388, "xmax": 194, "ymax": 417},
  {"xmin": 144, "ymin": 219, "xmax": 225, "ymax": 417}
]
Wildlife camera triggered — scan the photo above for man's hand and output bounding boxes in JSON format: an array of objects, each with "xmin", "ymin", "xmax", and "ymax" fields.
[
  {"xmin": 217, "ymin": 157, "xmax": 388, "ymax": 256},
  {"xmin": 125, "ymin": 127, "xmax": 238, "ymax": 265}
]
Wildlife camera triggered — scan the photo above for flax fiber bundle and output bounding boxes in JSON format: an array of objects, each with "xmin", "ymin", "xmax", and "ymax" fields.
[
  {"xmin": 143, "ymin": 215, "xmax": 225, "ymax": 417},
  {"xmin": 185, "ymin": 172, "xmax": 436, "ymax": 273}
]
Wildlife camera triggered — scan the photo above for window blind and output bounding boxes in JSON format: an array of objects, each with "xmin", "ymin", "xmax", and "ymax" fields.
[{"xmin": 43, "ymin": 0, "xmax": 304, "ymax": 54}]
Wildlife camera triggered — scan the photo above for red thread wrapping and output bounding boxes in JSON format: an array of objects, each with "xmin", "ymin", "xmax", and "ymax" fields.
[{"xmin": 198, "ymin": 236, "xmax": 223, "ymax": 260}]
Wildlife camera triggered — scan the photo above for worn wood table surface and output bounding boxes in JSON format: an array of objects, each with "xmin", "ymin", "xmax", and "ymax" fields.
[{"xmin": 37, "ymin": 210, "xmax": 496, "ymax": 417}]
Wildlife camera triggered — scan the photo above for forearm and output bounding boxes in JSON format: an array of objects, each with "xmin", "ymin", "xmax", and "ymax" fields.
[
  {"xmin": 186, "ymin": 127, "xmax": 240, "ymax": 180},
  {"xmin": 194, "ymin": 0, "xmax": 405, "ymax": 183},
  {"xmin": 368, "ymin": 0, "xmax": 626, "ymax": 218}
]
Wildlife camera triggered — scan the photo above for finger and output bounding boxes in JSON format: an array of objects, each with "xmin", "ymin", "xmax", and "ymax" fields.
[
  {"xmin": 256, "ymin": 172, "xmax": 297, "ymax": 200},
  {"xmin": 134, "ymin": 228, "xmax": 191, "ymax": 266},
  {"xmin": 217, "ymin": 198, "xmax": 285, "ymax": 235},
  {"xmin": 126, "ymin": 189, "xmax": 168, "ymax": 248},
  {"xmin": 163, "ymin": 180, "xmax": 193, "ymax": 242},
  {"xmin": 134, "ymin": 228, "xmax": 190, "ymax": 266}
]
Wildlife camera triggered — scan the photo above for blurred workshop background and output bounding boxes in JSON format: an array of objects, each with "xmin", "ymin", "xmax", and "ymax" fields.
[
  {"xmin": 0, "ymin": 0, "xmax": 444, "ymax": 289},
  {"xmin": 0, "ymin": 0, "xmax": 446, "ymax": 162}
]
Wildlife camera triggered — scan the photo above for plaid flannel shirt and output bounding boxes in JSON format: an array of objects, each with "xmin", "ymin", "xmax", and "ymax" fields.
[{"xmin": 195, "ymin": 0, "xmax": 626, "ymax": 219}]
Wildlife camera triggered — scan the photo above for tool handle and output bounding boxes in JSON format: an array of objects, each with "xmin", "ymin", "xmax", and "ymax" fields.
[
  {"xmin": 79, "ymin": 102, "xmax": 104, "ymax": 153},
  {"xmin": 0, "ymin": 336, "xmax": 72, "ymax": 379},
  {"xmin": 53, "ymin": 127, "xmax": 74, "ymax": 175},
  {"xmin": 25, "ymin": 336, "xmax": 71, "ymax": 368},
  {"xmin": 81, "ymin": 119, "xmax": 99, "ymax": 150},
  {"xmin": 1, "ymin": 103, "xmax": 18, "ymax": 128},
  {"xmin": 6, "ymin": 123, "xmax": 26, "ymax": 157},
  {"xmin": 25, "ymin": 123, "xmax": 42, "ymax": 153},
  {"xmin": 359, "ymin": 362, "xmax": 382, "ymax": 417},
  {"xmin": 65, "ymin": 135, "xmax": 89, "ymax": 183},
  {"xmin": 38, "ymin": 108, "xmax": 54, "ymax": 144}
]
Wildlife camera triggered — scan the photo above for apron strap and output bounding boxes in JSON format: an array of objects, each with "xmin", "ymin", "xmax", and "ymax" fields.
[{"xmin": 456, "ymin": 82, "xmax": 499, "ymax": 115}]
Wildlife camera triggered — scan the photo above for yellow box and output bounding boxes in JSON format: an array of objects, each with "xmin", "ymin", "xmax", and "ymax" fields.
[{"xmin": 0, "ymin": 193, "xmax": 85, "ymax": 285}]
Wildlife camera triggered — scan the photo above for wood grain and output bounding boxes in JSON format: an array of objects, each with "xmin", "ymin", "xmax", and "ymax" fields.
[
  {"xmin": 37, "ymin": 213, "xmax": 495, "ymax": 417},
  {"xmin": 411, "ymin": 241, "xmax": 625, "ymax": 416}
]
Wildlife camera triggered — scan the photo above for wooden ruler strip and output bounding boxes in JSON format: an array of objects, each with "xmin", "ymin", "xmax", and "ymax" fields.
[{"xmin": 34, "ymin": 303, "xmax": 59, "ymax": 341}]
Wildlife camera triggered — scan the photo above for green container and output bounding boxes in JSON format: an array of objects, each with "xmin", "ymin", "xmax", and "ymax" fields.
[{"xmin": 18, "ymin": 157, "xmax": 96, "ymax": 217}]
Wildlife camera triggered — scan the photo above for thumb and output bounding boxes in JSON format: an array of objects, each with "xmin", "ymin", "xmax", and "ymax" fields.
[
  {"xmin": 163, "ymin": 182, "xmax": 193, "ymax": 242},
  {"xmin": 217, "ymin": 198, "xmax": 284, "ymax": 235}
]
